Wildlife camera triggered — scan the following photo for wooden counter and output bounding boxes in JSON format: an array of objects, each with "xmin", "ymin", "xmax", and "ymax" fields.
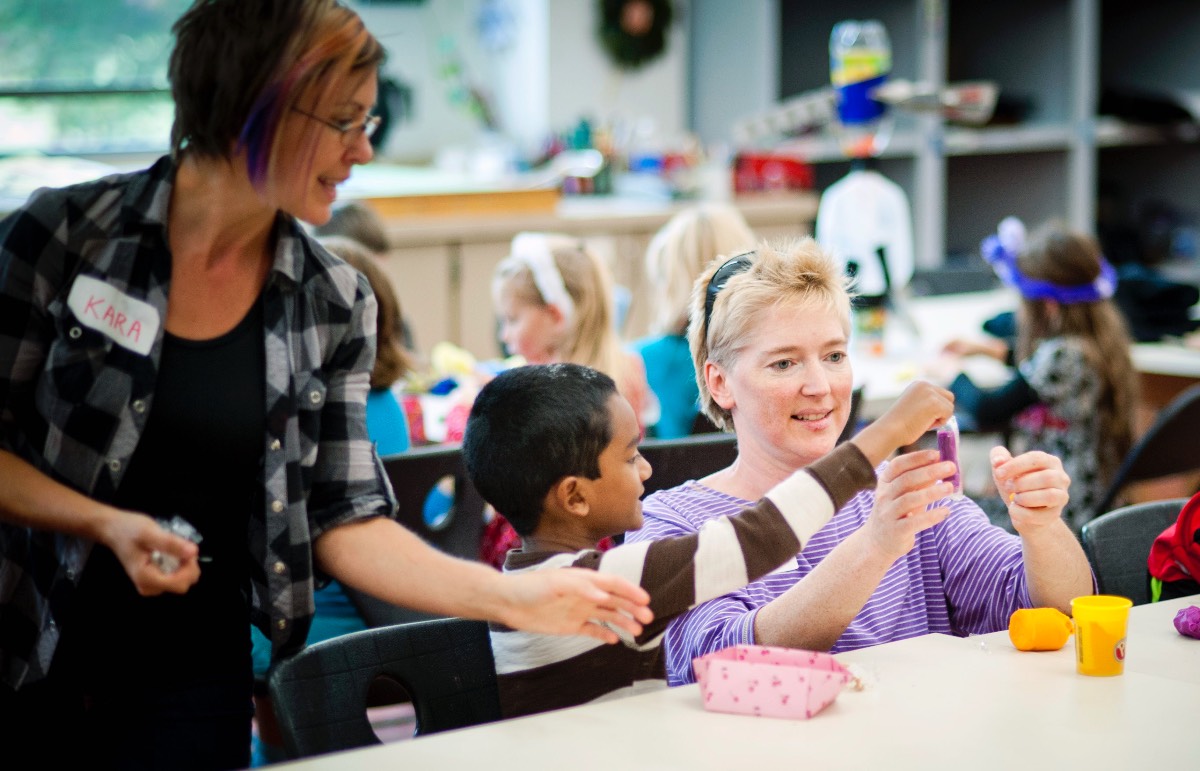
[{"xmin": 371, "ymin": 192, "xmax": 819, "ymax": 360}]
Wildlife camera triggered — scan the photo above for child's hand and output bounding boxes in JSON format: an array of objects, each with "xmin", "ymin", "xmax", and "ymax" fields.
[
  {"xmin": 990, "ymin": 447, "xmax": 1071, "ymax": 534},
  {"xmin": 853, "ymin": 381, "xmax": 954, "ymax": 467},
  {"xmin": 942, "ymin": 337, "xmax": 1008, "ymax": 361}
]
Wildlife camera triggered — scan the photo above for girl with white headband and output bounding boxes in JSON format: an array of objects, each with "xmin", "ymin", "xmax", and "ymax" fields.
[
  {"xmin": 477, "ymin": 232, "xmax": 654, "ymax": 567},
  {"xmin": 946, "ymin": 218, "xmax": 1138, "ymax": 532}
]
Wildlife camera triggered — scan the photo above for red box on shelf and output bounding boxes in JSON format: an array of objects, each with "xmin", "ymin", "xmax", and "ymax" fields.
[{"xmin": 733, "ymin": 153, "xmax": 815, "ymax": 193}]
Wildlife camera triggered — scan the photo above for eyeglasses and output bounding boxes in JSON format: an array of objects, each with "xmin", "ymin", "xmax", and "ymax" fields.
[
  {"xmin": 291, "ymin": 107, "xmax": 381, "ymax": 146},
  {"xmin": 703, "ymin": 251, "xmax": 755, "ymax": 335}
]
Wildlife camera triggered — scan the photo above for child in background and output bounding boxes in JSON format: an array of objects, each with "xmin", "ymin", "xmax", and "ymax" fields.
[
  {"xmin": 947, "ymin": 218, "xmax": 1139, "ymax": 531},
  {"xmin": 634, "ymin": 203, "xmax": 756, "ymax": 438},
  {"xmin": 472, "ymin": 232, "xmax": 655, "ymax": 566},
  {"xmin": 315, "ymin": 200, "xmax": 418, "ymax": 352},
  {"xmin": 323, "ymin": 236, "xmax": 415, "ymax": 456},
  {"xmin": 463, "ymin": 363, "xmax": 953, "ymax": 718}
]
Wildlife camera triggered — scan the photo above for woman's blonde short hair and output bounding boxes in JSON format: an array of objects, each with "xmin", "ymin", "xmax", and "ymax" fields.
[
  {"xmin": 688, "ymin": 237, "xmax": 852, "ymax": 430},
  {"xmin": 492, "ymin": 234, "xmax": 624, "ymax": 382},
  {"xmin": 645, "ymin": 203, "xmax": 756, "ymax": 337}
]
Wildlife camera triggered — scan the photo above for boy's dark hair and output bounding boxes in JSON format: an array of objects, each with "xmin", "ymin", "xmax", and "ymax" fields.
[{"xmin": 463, "ymin": 364, "xmax": 617, "ymax": 536}]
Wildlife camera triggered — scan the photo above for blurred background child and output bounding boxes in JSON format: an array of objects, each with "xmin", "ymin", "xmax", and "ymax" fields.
[
  {"xmin": 472, "ymin": 232, "xmax": 655, "ymax": 566},
  {"xmin": 946, "ymin": 218, "xmax": 1139, "ymax": 532},
  {"xmin": 315, "ymin": 200, "xmax": 418, "ymax": 353},
  {"xmin": 634, "ymin": 203, "xmax": 755, "ymax": 438},
  {"xmin": 323, "ymin": 236, "xmax": 416, "ymax": 455}
]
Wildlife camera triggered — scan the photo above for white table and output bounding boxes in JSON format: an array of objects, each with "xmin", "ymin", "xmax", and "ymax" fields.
[{"xmin": 278, "ymin": 596, "xmax": 1200, "ymax": 770}]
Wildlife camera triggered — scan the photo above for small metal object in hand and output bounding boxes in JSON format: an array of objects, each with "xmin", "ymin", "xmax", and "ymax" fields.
[{"xmin": 150, "ymin": 515, "xmax": 203, "ymax": 574}]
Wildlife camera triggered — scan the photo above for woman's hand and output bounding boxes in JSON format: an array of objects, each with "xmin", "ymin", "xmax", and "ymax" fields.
[
  {"xmin": 498, "ymin": 568, "xmax": 653, "ymax": 644},
  {"xmin": 864, "ymin": 450, "xmax": 957, "ymax": 562},
  {"xmin": 990, "ymin": 447, "xmax": 1070, "ymax": 533},
  {"xmin": 98, "ymin": 511, "xmax": 201, "ymax": 596}
]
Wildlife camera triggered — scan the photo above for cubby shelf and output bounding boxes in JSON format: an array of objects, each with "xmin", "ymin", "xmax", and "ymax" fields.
[{"xmin": 760, "ymin": 0, "xmax": 1200, "ymax": 265}]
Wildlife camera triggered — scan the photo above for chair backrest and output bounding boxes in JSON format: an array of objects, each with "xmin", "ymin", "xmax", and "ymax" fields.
[
  {"xmin": 348, "ymin": 444, "xmax": 487, "ymax": 627},
  {"xmin": 639, "ymin": 432, "xmax": 739, "ymax": 498},
  {"xmin": 1080, "ymin": 498, "xmax": 1187, "ymax": 605},
  {"xmin": 1095, "ymin": 383, "xmax": 1200, "ymax": 514},
  {"xmin": 268, "ymin": 617, "xmax": 501, "ymax": 760}
]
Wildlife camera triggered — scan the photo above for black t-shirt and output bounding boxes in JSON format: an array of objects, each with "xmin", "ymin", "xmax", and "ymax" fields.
[{"xmin": 59, "ymin": 298, "xmax": 265, "ymax": 692}]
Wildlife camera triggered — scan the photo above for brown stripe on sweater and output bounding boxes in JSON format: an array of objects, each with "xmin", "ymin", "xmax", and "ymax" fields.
[
  {"xmin": 728, "ymin": 497, "xmax": 803, "ymax": 579},
  {"xmin": 496, "ymin": 637, "xmax": 667, "ymax": 718},
  {"xmin": 637, "ymin": 535, "xmax": 699, "ymax": 640},
  {"xmin": 804, "ymin": 441, "xmax": 876, "ymax": 510}
]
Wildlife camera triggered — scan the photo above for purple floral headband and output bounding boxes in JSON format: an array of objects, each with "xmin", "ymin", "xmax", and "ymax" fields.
[{"xmin": 981, "ymin": 217, "xmax": 1117, "ymax": 304}]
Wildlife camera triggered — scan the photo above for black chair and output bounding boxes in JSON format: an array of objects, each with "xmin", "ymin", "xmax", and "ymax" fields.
[
  {"xmin": 638, "ymin": 432, "xmax": 739, "ymax": 497},
  {"xmin": 347, "ymin": 444, "xmax": 487, "ymax": 627},
  {"xmin": 1080, "ymin": 498, "xmax": 1186, "ymax": 605},
  {"xmin": 268, "ymin": 617, "xmax": 501, "ymax": 760},
  {"xmin": 1094, "ymin": 383, "xmax": 1200, "ymax": 515}
]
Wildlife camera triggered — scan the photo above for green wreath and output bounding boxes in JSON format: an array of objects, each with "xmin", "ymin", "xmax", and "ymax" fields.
[{"xmin": 597, "ymin": 0, "xmax": 673, "ymax": 71}]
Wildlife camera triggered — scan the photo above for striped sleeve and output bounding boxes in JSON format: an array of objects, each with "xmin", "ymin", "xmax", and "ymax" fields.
[{"xmin": 607, "ymin": 440, "xmax": 875, "ymax": 639}]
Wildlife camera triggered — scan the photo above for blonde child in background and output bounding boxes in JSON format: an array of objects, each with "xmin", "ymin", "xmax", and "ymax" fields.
[
  {"xmin": 469, "ymin": 232, "xmax": 654, "ymax": 567},
  {"xmin": 491, "ymin": 231, "xmax": 654, "ymax": 427},
  {"xmin": 947, "ymin": 218, "xmax": 1139, "ymax": 532},
  {"xmin": 634, "ymin": 203, "xmax": 755, "ymax": 438}
]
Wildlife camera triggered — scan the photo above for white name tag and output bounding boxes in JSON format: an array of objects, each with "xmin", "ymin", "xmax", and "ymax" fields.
[{"xmin": 67, "ymin": 274, "xmax": 160, "ymax": 356}]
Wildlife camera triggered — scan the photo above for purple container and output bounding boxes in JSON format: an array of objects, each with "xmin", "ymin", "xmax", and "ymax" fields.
[{"xmin": 937, "ymin": 416, "xmax": 963, "ymax": 498}]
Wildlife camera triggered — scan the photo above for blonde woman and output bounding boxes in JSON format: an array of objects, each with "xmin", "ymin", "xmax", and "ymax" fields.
[
  {"xmin": 625, "ymin": 237, "xmax": 1091, "ymax": 685},
  {"xmin": 635, "ymin": 203, "xmax": 755, "ymax": 437}
]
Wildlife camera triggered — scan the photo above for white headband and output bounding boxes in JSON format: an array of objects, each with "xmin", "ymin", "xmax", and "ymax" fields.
[{"xmin": 509, "ymin": 232, "xmax": 575, "ymax": 324}]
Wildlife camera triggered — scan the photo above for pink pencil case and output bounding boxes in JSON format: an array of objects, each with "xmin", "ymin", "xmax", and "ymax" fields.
[{"xmin": 692, "ymin": 644, "xmax": 852, "ymax": 720}]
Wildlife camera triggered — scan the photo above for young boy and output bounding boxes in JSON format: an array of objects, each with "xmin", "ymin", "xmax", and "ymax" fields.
[{"xmin": 463, "ymin": 363, "xmax": 953, "ymax": 718}]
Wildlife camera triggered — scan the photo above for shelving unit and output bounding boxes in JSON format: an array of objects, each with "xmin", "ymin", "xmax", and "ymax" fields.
[{"xmin": 760, "ymin": 0, "xmax": 1200, "ymax": 266}]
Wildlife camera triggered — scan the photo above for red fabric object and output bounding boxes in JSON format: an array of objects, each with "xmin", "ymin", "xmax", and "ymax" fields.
[
  {"xmin": 1147, "ymin": 490, "xmax": 1200, "ymax": 584},
  {"xmin": 479, "ymin": 513, "xmax": 616, "ymax": 569},
  {"xmin": 443, "ymin": 401, "xmax": 471, "ymax": 444},
  {"xmin": 400, "ymin": 393, "xmax": 427, "ymax": 446}
]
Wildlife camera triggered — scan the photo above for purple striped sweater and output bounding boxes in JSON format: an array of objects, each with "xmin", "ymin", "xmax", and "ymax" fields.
[{"xmin": 627, "ymin": 476, "xmax": 1034, "ymax": 686}]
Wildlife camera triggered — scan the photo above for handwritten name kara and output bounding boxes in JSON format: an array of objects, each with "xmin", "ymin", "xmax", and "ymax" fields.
[{"xmin": 66, "ymin": 274, "xmax": 161, "ymax": 357}]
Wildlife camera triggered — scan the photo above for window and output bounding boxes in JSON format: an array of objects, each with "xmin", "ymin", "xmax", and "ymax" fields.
[{"xmin": 0, "ymin": 0, "xmax": 191, "ymax": 155}]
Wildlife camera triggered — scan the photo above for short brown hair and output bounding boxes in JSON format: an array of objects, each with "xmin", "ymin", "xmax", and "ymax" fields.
[
  {"xmin": 169, "ymin": 0, "xmax": 385, "ymax": 183},
  {"xmin": 315, "ymin": 201, "xmax": 391, "ymax": 254}
]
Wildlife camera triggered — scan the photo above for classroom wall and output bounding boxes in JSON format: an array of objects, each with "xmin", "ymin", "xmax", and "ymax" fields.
[{"xmin": 352, "ymin": 0, "xmax": 689, "ymax": 164}]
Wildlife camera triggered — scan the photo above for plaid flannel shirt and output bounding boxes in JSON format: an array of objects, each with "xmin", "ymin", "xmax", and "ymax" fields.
[{"xmin": 0, "ymin": 156, "xmax": 396, "ymax": 689}]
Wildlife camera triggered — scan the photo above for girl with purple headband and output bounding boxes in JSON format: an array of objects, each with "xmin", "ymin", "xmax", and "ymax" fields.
[{"xmin": 946, "ymin": 218, "xmax": 1139, "ymax": 532}]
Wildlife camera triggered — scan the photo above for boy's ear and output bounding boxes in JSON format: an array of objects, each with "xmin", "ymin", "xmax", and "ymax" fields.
[
  {"xmin": 705, "ymin": 360, "xmax": 734, "ymax": 411},
  {"xmin": 552, "ymin": 476, "xmax": 591, "ymax": 518}
]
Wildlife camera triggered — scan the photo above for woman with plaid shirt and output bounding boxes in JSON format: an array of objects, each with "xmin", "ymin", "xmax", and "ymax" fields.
[{"xmin": 0, "ymin": 2, "xmax": 649, "ymax": 767}]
